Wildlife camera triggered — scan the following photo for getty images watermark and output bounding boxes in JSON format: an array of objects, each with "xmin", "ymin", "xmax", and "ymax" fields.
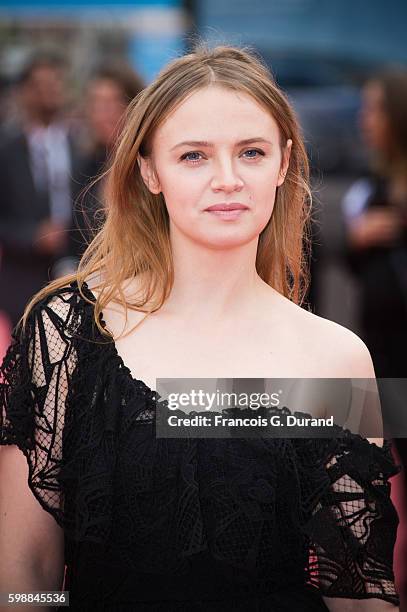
[
  {"xmin": 164, "ymin": 388, "xmax": 334, "ymax": 429},
  {"xmin": 166, "ymin": 387, "xmax": 281, "ymax": 410},
  {"xmin": 153, "ymin": 378, "xmax": 381, "ymax": 439},
  {"xmin": 151, "ymin": 377, "xmax": 406, "ymax": 439}
]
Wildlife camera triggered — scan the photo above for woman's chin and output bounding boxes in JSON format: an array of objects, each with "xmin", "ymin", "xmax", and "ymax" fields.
[{"xmin": 193, "ymin": 232, "xmax": 259, "ymax": 251}]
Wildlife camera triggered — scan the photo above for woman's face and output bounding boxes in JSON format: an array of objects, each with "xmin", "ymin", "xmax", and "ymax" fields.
[
  {"xmin": 359, "ymin": 81, "xmax": 391, "ymax": 153},
  {"xmin": 139, "ymin": 85, "xmax": 291, "ymax": 250}
]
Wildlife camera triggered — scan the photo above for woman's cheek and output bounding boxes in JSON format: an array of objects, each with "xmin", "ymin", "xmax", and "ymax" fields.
[{"xmin": 161, "ymin": 166, "xmax": 199, "ymax": 197}]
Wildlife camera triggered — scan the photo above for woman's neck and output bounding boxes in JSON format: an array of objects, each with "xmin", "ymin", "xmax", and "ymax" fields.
[{"xmin": 162, "ymin": 233, "xmax": 271, "ymax": 323}]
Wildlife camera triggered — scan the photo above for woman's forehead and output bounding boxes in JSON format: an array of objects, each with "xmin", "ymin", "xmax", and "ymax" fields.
[{"xmin": 152, "ymin": 85, "xmax": 280, "ymax": 147}]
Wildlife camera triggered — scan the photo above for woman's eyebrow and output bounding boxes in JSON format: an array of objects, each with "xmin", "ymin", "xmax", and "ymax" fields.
[{"xmin": 170, "ymin": 137, "xmax": 273, "ymax": 151}]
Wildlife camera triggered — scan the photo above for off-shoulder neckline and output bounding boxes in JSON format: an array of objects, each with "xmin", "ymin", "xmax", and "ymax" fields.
[
  {"xmin": 65, "ymin": 280, "xmax": 387, "ymax": 452},
  {"xmin": 70, "ymin": 279, "xmax": 159, "ymax": 399}
]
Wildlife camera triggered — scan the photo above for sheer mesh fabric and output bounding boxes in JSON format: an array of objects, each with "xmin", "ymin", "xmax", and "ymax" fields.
[
  {"xmin": 0, "ymin": 290, "xmax": 78, "ymax": 523},
  {"xmin": 294, "ymin": 434, "xmax": 400, "ymax": 603},
  {"xmin": 0, "ymin": 281, "xmax": 401, "ymax": 610}
]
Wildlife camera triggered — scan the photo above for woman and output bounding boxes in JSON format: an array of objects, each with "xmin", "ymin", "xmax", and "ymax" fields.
[
  {"xmin": 67, "ymin": 63, "xmax": 144, "ymax": 264},
  {"xmin": 0, "ymin": 45, "xmax": 400, "ymax": 611},
  {"xmin": 342, "ymin": 70, "xmax": 407, "ymax": 380}
]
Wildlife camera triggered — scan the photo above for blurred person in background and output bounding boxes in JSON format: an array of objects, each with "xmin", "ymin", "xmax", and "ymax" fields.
[
  {"xmin": 67, "ymin": 63, "xmax": 144, "ymax": 265},
  {"xmin": 342, "ymin": 70, "xmax": 407, "ymax": 602},
  {"xmin": 343, "ymin": 69, "xmax": 407, "ymax": 379},
  {"xmin": 0, "ymin": 50, "xmax": 80, "ymax": 329}
]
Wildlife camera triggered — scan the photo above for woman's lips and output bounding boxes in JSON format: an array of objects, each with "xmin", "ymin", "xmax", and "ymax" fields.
[
  {"xmin": 204, "ymin": 203, "xmax": 249, "ymax": 220},
  {"xmin": 205, "ymin": 209, "xmax": 248, "ymax": 220}
]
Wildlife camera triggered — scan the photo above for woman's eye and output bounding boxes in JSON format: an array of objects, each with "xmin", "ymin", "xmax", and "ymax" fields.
[
  {"xmin": 180, "ymin": 151, "xmax": 203, "ymax": 163},
  {"xmin": 242, "ymin": 148, "xmax": 265, "ymax": 159},
  {"xmin": 180, "ymin": 149, "xmax": 265, "ymax": 163}
]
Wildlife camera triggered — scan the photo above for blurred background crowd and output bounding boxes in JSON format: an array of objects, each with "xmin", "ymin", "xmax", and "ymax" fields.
[{"xmin": 0, "ymin": 0, "xmax": 407, "ymax": 607}]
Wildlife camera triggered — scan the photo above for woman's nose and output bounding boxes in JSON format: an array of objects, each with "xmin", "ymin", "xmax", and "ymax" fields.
[{"xmin": 210, "ymin": 159, "xmax": 244, "ymax": 192}]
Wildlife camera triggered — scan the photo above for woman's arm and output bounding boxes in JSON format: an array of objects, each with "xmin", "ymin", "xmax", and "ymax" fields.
[
  {"xmin": 0, "ymin": 290, "xmax": 82, "ymax": 612},
  {"xmin": 296, "ymin": 329, "xmax": 401, "ymax": 610},
  {"xmin": 0, "ymin": 446, "xmax": 64, "ymax": 612},
  {"xmin": 323, "ymin": 597, "xmax": 399, "ymax": 610}
]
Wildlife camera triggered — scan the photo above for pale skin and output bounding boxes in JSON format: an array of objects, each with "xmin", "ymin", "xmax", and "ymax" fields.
[{"xmin": 0, "ymin": 85, "xmax": 397, "ymax": 611}]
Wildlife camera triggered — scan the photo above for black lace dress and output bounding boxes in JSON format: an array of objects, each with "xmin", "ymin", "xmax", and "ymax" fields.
[{"xmin": 0, "ymin": 281, "xmax": 401, "ymax": 611}]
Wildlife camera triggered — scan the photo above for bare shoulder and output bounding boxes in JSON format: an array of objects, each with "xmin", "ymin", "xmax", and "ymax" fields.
[
  {"xmin": 297, "ymin": 304, "xmax": 375, "ymax": 377},
  {"xmin": 268, "ymin": 289, "xmax": 376, "ymax": 378},
  {"xmin": 281, "ymin": 300, "xmax": 384, "ymax": 446},
  {"xmin": 314, "ymin": 313, "xmax": 374, "ymax": 377},
  {"xmin": 84, "ymin": 272, "xmax": 146, "ymax": 304},
  {"xmin": 83, "ymin": 272, "xmax": 151, "ymax": 333}
]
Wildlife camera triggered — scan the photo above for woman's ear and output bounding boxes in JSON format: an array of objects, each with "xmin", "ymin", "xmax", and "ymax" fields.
[
  {"xmin": 277, "ymin": 139, "xmax": 293, "ymax": 187},
  {"xmin": 137, "ymin": 154, "xmax": 161, "ymax": 194}
]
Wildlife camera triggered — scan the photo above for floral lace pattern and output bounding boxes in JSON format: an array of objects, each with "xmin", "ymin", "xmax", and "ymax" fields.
[{"xmin": 0, "ymin": 281, "xmax": 401, "ymax": 609}]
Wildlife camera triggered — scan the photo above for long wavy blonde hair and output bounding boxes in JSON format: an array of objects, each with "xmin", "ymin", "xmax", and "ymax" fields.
[{"xmin": 22, "ymin": 43, "xmax": 312, "ymax": 338}]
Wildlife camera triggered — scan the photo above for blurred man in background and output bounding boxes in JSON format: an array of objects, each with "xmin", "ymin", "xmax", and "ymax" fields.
[{"xmin": 0, "ymin": 50, "xmax": 80, "ymax": 328}]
